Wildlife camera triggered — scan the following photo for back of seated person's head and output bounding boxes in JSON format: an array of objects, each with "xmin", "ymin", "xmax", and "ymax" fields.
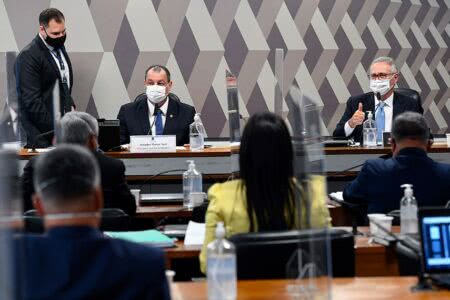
[
  {"xmin": 239, "ymin": 112, "xmax": 295, "ymax": 231},
  {"xmin": 59, "ymin": 112, "xmax": 98, "ymax": 150},
  {"xmin": 391, "ymin": 112, "xmax": 431, "ymax": 155},
  {"xmin": 33, "ymin": 144, "xmax": 102, "ymax": 228}
]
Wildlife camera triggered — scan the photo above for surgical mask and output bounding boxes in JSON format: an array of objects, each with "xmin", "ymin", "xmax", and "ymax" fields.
[
  {"xmin": 146, "ymin": 85, "xmax": 167, "ymax": 105},
  {"xmin": 370, "ymin": 79, "xmax": 391, "ymax": 97},
  {"xmin": 44, "ymin": 29, "xmax": 66, "ymax": 49}
]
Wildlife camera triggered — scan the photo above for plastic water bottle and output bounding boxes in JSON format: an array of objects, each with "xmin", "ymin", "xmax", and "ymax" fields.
[
  {"xmin": 363, "ymin": 111, "xmax": 377, "ymax": 147},
  {"xmin": 189, "ymin": 113, "xmax": 205, "ymax": 151},
  {"xmin": 400, "ymin": 184, "xmax": 418, "ymax": 234},
  {"xmin": 182, "ymin": 160, "xmax": 202, "ymax": 208},
  {"xmin": 207, "ymin": 222, "xmax": 237, "ymax": 300}
]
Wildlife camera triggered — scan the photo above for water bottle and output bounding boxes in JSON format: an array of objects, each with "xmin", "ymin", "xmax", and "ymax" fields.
[
  {"xmin": 400, "ymin": 184, "xmax": 418, "ymax": 234},
  {"xmin": 182, "ymin": 160, "xmax": 202, "ymax": 208},
  {"xmin": 363, "ymin": 111, "xmax": 377, "ymax": 147},
  {"xmin": 207, "ymin": 222, "xmax": 237, "ymax": 300},
  {"xmin": 189, "ymin": 113, "xmax": 205, "ymax": 151}
]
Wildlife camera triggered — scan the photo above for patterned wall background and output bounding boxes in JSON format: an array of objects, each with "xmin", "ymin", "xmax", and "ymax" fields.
[{"xmin": 0, "ymin": 0, "xmax": 449, "ymax": 135}]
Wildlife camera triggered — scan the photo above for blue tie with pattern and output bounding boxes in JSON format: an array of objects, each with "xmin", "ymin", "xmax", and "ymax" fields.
[
  {"xmin": 375, "ymin": 101, "xmax": 385, "ymax": 143},
  {"xmin": 155, "ymin": 108, "xmax": 164, "ymax": 135}
]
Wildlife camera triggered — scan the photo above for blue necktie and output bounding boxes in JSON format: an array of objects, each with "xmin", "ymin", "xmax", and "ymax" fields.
[
  {"xmin": 155, "ymin": 109, "xmax": 164, "ymax": 135},
  {"xmin": 375, "ymin": 101, "xmax": 385, "ymax": 143}
]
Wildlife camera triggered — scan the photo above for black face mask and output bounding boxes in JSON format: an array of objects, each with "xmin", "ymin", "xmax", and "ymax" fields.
[{"xmin": 44, "ymin": 29, "xmax": 66, "ymax": 49}]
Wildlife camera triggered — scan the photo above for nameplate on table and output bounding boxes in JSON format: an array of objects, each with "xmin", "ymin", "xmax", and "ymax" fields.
[{"xmin": 129, "ymin": 135, "xmax": 176, "ymax": 153}]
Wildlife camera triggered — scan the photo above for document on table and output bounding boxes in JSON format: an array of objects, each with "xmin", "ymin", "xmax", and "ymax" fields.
[
  {"xmin": 329, "ymin": 191, "xmax": 344, "ymax": 202},
  {"xmin": 184, "ymin": 221, "xmax": 206, "ymax": 246}
]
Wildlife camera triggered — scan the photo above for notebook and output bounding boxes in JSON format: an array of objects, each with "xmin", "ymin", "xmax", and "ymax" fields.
[
  {"xmin": 104, "ymin": 230, "xmax": 175, "ymax": 248},
  {"xmin": 419, "ymin": 208, "xmax": 450, "ymax": 286}
]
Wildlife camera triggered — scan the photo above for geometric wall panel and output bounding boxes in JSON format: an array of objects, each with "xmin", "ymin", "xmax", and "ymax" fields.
[{"xmin": 1, "ymin": 0, "xmax": 450, "ymax": 135}]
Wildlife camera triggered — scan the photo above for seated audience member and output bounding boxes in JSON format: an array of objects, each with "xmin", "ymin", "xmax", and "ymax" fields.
[
  {"xmin": 199, "ymin": 112, "xmax": 330, "ymax": 273},
  {"xmin": 21, "ymin": 112, "xmax": 136, "ymax": 215},
  {"xmin": 333, "ymin": 56, "xmax": 423, "ymax": 143},
  {"xmin": 117, "ymin": 65, "xmax": 195, "ymax": 146},
  {"xmin": 14, "ymin": 145, "xmax": 170, "ymax": 299},
  {"xmin": 344, "ymin": 112, "xmax": 450, "ymax": 214}
]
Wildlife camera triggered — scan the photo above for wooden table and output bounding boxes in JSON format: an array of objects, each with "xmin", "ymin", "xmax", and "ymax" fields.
[
  {"xmin": 172, "ymin": 277, "xmax": 450, "ymax": 300},
  {"xmin": 163, "ymin": 227, "xmax": 401, "ymax": 277},
  {"xmin": 18, "ymin": 144, "xmax": 450, "ymax": 177}
]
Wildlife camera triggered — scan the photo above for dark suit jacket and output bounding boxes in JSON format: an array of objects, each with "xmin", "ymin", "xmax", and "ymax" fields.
[
  {"xmin": 117, "ymin": 93, "xmax": 196, "ymax": 146},
  {"xmin": 343, "ymin": 148, "xmax": 450, "ymax": 214},
  {"xmin": 22, "ymin": 150, "xmax": 136, "ymax": 215},
  {"xmin": 15, "ymin": 34, "xmax": 74, "ymax": 148},
  {"xmin": 14, "ymin": 226, "xmax": 170, "ymax": 299},
  {"xmin": 333, "ymin": 92, "xmax": 423, "ymax": 143}
]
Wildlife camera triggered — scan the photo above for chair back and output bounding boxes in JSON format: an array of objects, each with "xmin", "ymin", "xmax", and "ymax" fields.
[
  {"xmin": 229, "ymin": 228, "xmax": 355, "ymax": 279},
  {"xmin": 394, "ymin": 88, "xmax": 423, "ymax": 113}
]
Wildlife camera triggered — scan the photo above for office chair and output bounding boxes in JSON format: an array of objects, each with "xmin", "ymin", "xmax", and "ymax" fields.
[
  {"xmin": 100, "ymin": 208, "xmax": 130, "ymax": 231},
  {"xmin": 23, "ymin": 208, "xmax": 131, "ymax": 233},
  {"xmin": 229, "ymin": 228, "xmax": 355, "ymax": 279},
  {"xmin": 394, "ymin": 88, "xmax": 423, "ymax": 114}
]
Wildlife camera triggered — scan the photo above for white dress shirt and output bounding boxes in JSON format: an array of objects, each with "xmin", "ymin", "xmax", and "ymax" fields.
[
  {"xmin": 344, "ymin": 93, "xmax": 394, "ymax": 137},
  {"xmin": 39, "ymin": 33, "xmax": 70, "ymax": 88},
  {"xmin": 148, "ymin": 97, "xmax": 169, "ymax": 135}
]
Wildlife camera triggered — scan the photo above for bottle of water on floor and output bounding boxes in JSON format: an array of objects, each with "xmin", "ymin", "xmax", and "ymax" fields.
[
  {"xmin": 182, "ymin": 160, "xmax": 202, "ymax": 208},
  {"xmin": 207, "ymin": 222, "xmax": 237, "ymax": 300},
  {"xmin": 190, "ymin": 113, "xmax": 205, "ymax": 151},
  {"xmin": 363, "ymin": 111, "xmax": 377, "ymax": 147},
  {"xmin": 400, "ymin": 184, "xmax": 418, "ymax": 234}
]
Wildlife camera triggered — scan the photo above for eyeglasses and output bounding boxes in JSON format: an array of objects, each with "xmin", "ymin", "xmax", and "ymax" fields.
[{"xmin": 368, "ymin": 73, "xmax": 397, "ymax": 80}]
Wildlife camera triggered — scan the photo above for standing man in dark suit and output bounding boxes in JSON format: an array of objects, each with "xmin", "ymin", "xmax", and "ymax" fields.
[
  {"xmin": 117, "ymin": 65, "xmax": 196, "ymax": 146},
  {"xmin": 333, "ymin": 57, "xmax": 423, "ymax": 143},
  {"xmin": 21, "ymin": 112, "xmax": 136, "ymax": 215},
  {"xmin": 343, "ymin": 112, "xmax": 450, "ymax": 214},
  {"xmin": 15, "ymin": 145, "xmax": 170, "ymax": 299},
  {"xmin": 15, "ymin": 8, "xmax": 75, "ymax": 148}
]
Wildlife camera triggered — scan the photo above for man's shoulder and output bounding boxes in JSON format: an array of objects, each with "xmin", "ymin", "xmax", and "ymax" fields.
[
  {"xmin": 109, "ymin": 238, "xmax": 165, "ymax": 265},
  {"xmin": 169, "ymin": 94, "xmax": 195, "ymax": 111},
  {"xmin": 348, "ymin": 92, "xmax": 373, "ymax": 103},
  {"xmin": 362, "ymin": 157, "xmax": 395, "ymax": 174},
  {"xmin": 94, "ymin": 151, "xmax": 124, "ymax": 170},
  {"xmin": 119, "ymin": 94, "xmax": 147, "ymax": 111},
  {"xmin": 17, "ymin": 35, "xmax": 44, "ymax": 58}
]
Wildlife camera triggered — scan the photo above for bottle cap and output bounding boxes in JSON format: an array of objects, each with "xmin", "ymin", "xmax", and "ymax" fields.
[
  {"xmin": 401, "ymin": 184, "xmax": 414, "ymax": 198},
  {"xmin": 194, "ymin": 113, "xmax": 201, "ymax": 122}
]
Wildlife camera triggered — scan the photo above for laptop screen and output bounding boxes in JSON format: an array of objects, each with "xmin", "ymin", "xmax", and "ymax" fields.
[{"xmin": 421, "ymin": 215, "xmax": 450, "ymax": 272}]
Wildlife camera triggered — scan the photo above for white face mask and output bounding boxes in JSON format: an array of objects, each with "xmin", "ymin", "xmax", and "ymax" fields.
[
  {"xmin": 369, "ymin": 79, "xmax": 391, "ymax": 97},
  {"xmin": 146, "ymin": 85, "xmax": 167, "ymax": 105}
]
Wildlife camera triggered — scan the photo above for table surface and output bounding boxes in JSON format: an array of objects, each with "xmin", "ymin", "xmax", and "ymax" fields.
[
  {"xmin": 163, "ymin": 226, "xmax": 400, "ymax": 277},
  {"xmin": 172, "ymin": 277, "xmax": 450, "ymax": 300}
]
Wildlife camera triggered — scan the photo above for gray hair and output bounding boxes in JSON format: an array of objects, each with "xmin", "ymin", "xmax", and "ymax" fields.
[
  {"xmin": 370, "ymin": 56, "xmax": 398, "ymax": 73},
  {"xmin": 391, "ymin": 112, "xmax": 429, "ymax": 142},
  {"xmin": 59, "ymin": 112, "xmax": 98, "ymax": 145},
  {"xmin": 34, "ymin": 144, "xmax": 100, "ymax": 205},
  {"xmin": 69, "ymin": 111, "xmax": 99, "ymax": 136}
]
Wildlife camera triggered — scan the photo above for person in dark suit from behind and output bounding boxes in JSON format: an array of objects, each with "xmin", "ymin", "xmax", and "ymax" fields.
[
  {"xmin": 333, "ymin": 57, "xmax": 423, "ymax": 143},
  {"xmin": 14, "ymin": 145, "xmax": 170, "ymax": 299},
  {"xmin": 15, "ymin": 8, "xmax": 75, "ymax": 148},
  {"xmin": 343, "ymin": 112, "xmax": 450, "ymax": 214},
  {"xmin": 21, "ymin": 111, "xmax": 136, "ymax": 215},
  {"xmin": 117, "ymin": 65, "xmax": 196, "ymax": 146}
]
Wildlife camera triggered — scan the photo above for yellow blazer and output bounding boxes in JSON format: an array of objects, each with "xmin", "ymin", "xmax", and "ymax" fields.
[{"xmin": 199, "ymin": 176, "xmax": 331, "ymax": 274}]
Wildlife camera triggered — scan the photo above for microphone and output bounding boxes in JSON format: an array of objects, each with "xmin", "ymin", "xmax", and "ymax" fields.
[
  {"xmin": 26, "ymin": 130, "xmax": 54, "ymax": 151},
  {"xmin": 376, "ymin": 92, "xmax": 382, "ymax": 100}
]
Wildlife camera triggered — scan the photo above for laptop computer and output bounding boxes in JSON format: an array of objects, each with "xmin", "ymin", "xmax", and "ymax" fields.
[{"xmin": 419, "ymin": 208, "xmax": 450, "ymax": 286}]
